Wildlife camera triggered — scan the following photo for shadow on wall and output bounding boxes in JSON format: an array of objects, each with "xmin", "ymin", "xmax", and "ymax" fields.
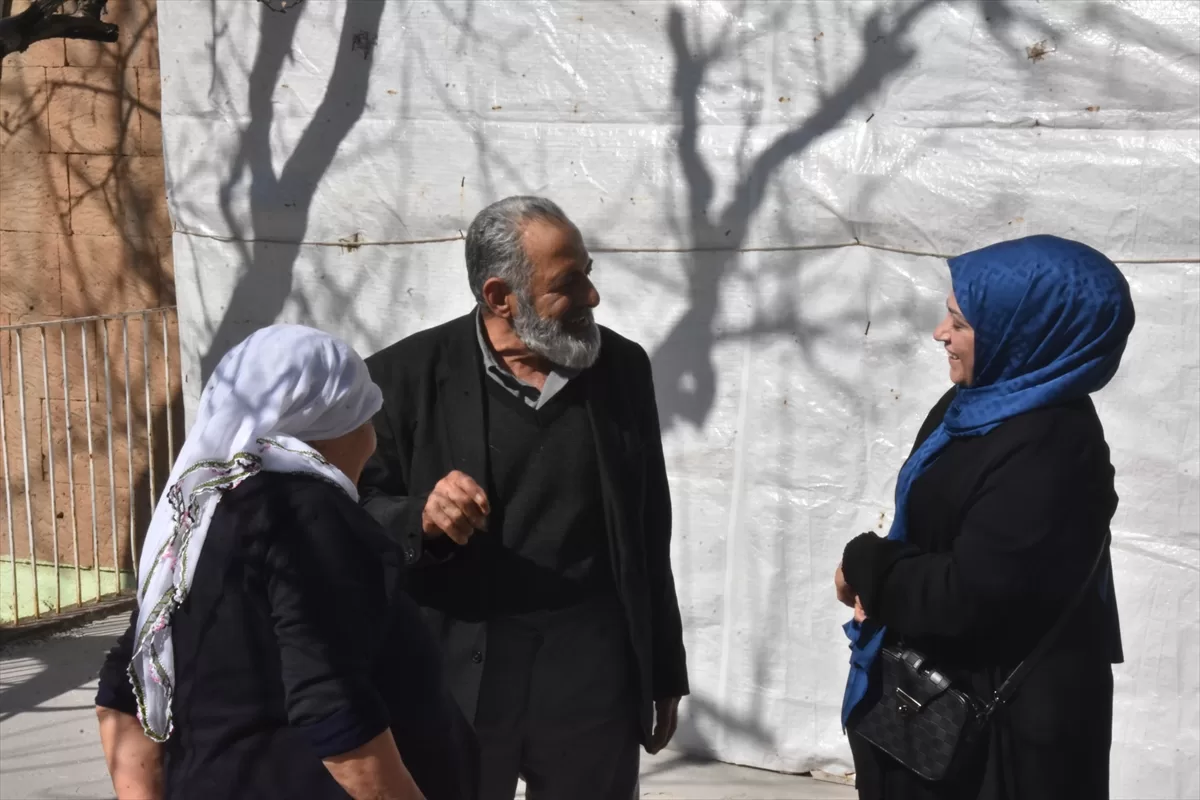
[
  {"xmin": 649, "ymin": 0, "xmax": 1055, "ymax": 434},
  {"xmin": 641, "ymin": 0, "xmax": 1055, "ymax": 762},
  {"xmin": 183, "ymin": 0, "xmax": 1090, "ymax": 767},
  {"xmin": 197, "ymin": 0, "xmax": 385, "ymax": 384}
]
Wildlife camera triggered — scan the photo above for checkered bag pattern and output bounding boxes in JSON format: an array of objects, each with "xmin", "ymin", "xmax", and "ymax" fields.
[{"xmin": 851, "ymin": 646, "xmax": 984, "ymax": 782}]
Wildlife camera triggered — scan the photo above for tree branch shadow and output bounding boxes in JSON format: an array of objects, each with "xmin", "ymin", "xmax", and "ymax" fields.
[
  {"xmin": 198, "ymin": 0, "xmax": 386, "ymax": 383},
  {"xmin": 653, "ymin": 0, "xmax": 1042, "ymax": 766},
  {"xmin": 651, "ymin": 0, "xmax": 937, "ymax": 434}
]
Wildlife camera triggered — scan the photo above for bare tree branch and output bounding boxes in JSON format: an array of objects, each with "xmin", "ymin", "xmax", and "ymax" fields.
[{"xmin": 0, "ymin": 0, "xmax": 118, "ymax": 61}]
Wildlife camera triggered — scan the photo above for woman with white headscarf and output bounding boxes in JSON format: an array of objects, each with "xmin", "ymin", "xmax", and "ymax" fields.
[{"xmin": 94, "ymin": 325, "xmax": 476, "ymax": 800}]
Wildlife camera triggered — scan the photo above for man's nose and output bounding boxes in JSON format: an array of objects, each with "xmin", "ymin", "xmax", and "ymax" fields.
[{"xmin": 585, "ymin": 280, "xmax": 600, "ymax": 308}]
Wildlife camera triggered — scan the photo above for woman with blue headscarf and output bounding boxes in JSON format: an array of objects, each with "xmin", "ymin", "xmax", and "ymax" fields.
[{"xmin": 836, "ymin": 235, "xmax": 1134, "ymax": 800}]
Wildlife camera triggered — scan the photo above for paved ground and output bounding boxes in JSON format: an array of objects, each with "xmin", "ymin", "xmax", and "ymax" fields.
[{"xmin": 0, "ymin": 615, "xmax": 856, "ymax": 799}]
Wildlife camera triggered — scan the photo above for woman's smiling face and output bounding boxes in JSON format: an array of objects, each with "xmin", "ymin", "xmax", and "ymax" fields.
[{"xmin": 933, "ymin": 291, "xmax": 976, "ymax": 387}]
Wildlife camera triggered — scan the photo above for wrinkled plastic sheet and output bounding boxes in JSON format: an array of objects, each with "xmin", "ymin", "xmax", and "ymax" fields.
[{"xmin": 157, "ymin": 2, "xmax": 1200, "ymax": 796}]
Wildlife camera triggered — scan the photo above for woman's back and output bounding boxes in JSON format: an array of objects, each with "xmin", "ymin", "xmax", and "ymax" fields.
[{"xmin": 99, "ymin": 471, "xmax": 474, "ymax": 799}]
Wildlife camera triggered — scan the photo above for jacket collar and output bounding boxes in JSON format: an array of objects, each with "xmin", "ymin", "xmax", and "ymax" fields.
[{"xmin": 436, "ymin": 312, "xmax": 488, "ymax": 483}]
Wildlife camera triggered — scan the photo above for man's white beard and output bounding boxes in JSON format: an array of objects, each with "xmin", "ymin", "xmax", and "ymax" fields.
[{"xmin": 512, "ymin": 292, "xmax": 601, "ymax": 370}]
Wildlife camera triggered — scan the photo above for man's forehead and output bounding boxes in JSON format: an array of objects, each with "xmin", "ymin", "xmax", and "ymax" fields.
[{"xmin": 523, "ymin": 219, "xmax": 586, "ymax": 260}]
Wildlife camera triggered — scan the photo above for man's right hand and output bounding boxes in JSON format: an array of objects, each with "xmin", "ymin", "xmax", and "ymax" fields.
[{"xmin": 421, "ymin": 471, "xmax": 490, "ymax": 544}]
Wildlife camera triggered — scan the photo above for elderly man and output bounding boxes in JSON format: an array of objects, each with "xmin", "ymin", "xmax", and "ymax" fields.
[{"xmin": 359, "ymin": 196, "xmax": 689, "ymax": 799}]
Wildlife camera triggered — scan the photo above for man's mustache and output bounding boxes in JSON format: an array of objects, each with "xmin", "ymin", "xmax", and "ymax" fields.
[{"xmin": 563, "ymin": 309, "xmax": 594, "ymax": 328}]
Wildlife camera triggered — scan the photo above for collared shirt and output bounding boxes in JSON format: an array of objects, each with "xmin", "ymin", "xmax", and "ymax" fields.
[{"xmin": 475, "ymin": 309, "xmax": 579, "ymax": 410}]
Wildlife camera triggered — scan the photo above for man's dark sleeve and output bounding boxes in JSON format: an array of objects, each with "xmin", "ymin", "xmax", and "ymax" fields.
[
  {"xmin": 637, "ymin": 346, "xmax": 690, "ymax": 700},
  {"xmin": 95, "ymin": 605, "xmax": 140, "ymax": 715},
  {"xmin": 359, "ymin": 399, "xmax": 454, "ymax": 567},
  {"xmin": 266, "ymin": 495, "xmax": 390, "ymax": 759}
]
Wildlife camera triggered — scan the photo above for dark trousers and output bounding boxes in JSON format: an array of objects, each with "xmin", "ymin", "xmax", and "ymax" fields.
[{"xmin": 474, "ymin": 598, "xmax": 640, "ymax": 800}]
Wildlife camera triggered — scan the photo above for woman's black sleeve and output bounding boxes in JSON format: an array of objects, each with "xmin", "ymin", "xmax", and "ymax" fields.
[
  {"xmin": 95, "ymin": 605, "xmax": 140, "ymax": 715},
  {"xmin": 843, "ymin": 421, "xmax": 1108, "ymax": 641},
  {"xmin": 265, "ymin": 492, "xmax": 390, "ymax": 759}
]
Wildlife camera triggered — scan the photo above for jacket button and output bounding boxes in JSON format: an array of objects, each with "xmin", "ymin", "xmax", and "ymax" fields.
[
  {"xmin": 403, "ymin": 546, "xmax": 416, "ymax": 563},
  {"xmin": 471, "ymin": 651, "xmax": 484, "ymax": 664}
]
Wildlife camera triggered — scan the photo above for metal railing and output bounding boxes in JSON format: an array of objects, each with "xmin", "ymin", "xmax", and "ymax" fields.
[{"xmin": 0, "ymin": 308, "xmax": 180, "ymax": 625}]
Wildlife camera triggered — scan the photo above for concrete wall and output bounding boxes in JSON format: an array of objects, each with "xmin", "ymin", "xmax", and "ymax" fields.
[{"xmin": 0, "ymin": 0, "xmax": 180, "ymax": 621}]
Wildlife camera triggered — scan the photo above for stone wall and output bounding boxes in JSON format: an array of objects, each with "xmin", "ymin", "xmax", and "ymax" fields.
[{"xmin": 0, "ymin": 0, "xmax": 179, "ymax": 619}]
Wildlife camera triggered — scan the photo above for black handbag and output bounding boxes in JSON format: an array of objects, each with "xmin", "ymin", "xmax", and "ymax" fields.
[{"xmin": 849, "ymin": 533, "xmax": 1112, "ymax": 782}]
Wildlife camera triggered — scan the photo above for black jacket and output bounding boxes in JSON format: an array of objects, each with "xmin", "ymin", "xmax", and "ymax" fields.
[
  {"xmin": 95, "ymin": 473, "xmax": 476, "ymax": 800},
  {"xmin": 843, "ymin": 389, "xmax": 1123, "ymax": 800},
  {"xmin": 359, "ymin": 312, "xmax": 689, "ymax": 739}
]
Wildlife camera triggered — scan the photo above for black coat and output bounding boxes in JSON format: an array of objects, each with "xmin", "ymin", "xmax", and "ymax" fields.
[
  {"xmin": 95, "ymin": 473, "xmax": 476, "ymax": 800},
  {"xmin": 842, "ymin": 389, "xmax": 1123, "ymax": 800},
  {"xmin": 359, "ymin": 312, "xmax": 689, "ymax": 740}
]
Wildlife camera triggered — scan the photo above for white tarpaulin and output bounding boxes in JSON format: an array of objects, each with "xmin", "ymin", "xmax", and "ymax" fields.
[{"xmin": 157, "ymin": 1, "xmax": 1200, "ymax": 796}]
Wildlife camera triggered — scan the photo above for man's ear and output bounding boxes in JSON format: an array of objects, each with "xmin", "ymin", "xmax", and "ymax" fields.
[{"xmin": 481, "ymin": 277, "xmax": 514, "ymax": 319}]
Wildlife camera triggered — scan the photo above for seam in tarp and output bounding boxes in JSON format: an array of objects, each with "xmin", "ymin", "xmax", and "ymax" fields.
[{"xmin": 171, "ymin": 226, "xmax": 1200, "ymax": 264}]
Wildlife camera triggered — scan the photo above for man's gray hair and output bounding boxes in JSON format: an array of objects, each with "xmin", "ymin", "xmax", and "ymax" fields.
[{"xmin": 465, "ymin": 195, "xmax": 571, "ymax": 304}]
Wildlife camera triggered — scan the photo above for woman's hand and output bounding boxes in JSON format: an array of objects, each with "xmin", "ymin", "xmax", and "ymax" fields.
[
  {"xmin": 854, "ymin": 596, "xmax": 867, "ymax": 623},
  {"xmin": 835, "ymin": 562, "xmax": 856, "ymax": 608}
]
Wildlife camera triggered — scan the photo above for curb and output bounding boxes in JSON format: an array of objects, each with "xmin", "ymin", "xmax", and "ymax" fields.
[
  {"xmin": 0, "ymin": 595, "xmax": 135, "ymax": 649},
  {"xmin": 811, "ymin": 769, "xmax": 856, "ymax": 787}
]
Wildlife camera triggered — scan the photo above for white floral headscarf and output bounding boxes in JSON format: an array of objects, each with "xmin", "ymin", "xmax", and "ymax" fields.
[{"xmin": 130, "ymin": 324, "xmax": 382, "ymax": 741}]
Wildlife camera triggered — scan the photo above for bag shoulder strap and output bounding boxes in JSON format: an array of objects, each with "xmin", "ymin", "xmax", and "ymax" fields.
[{"xmin": 982, "ymin": 531, "xmax": 1113, "ymax": 719}]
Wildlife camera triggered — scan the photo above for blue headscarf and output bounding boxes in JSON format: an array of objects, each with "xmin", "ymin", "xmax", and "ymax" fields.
[{"xmin": 841, "ymin": 234, "xmax": 1135, "ymax": 728}]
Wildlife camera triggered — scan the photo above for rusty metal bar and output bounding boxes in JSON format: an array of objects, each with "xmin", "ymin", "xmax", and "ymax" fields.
[
  {"xmin": 0, "ymin": 307, "xmax": 178, "ymax": 332},
  {"xmin": 40, "ymin": 328, "xmax": 61, "ymax": 615},
  {"xmin": 162, "ymin": 311, "xmax": 175, "ymax": 470},
  {"xmin": 80, "ymin": 323, "xmax": 101, "ymax": 604},
  {"xmin": 142, "ymin": 312, "xmax": 155, "ymax": 513},
  {"xmin": 14, "ymin": 332, "xmax": 40, "ymax": 620},
  {"xmin": 124, "ymin": 318, "xmax": 137, "ymax": 576},
  {"xmin": 60, "ymin": 323, "xmax": 82, "ymax": 607},
  {"xmin": 0, "ymin": 341, "xmax": 17, "ymax": 621},
  {"xmin": 101, "ymin": 322, "xmax": 119, "ymax": 591}
]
